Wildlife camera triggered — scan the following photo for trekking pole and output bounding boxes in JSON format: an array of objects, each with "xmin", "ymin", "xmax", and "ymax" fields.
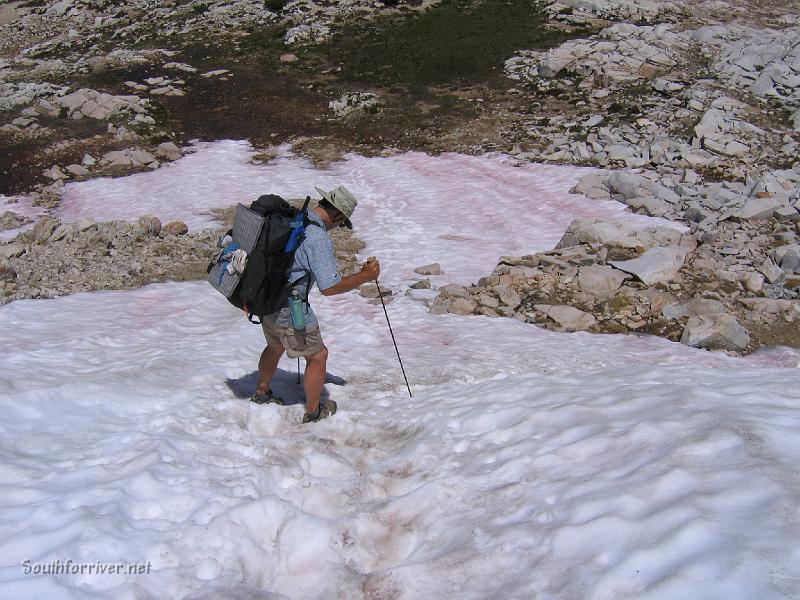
[{"xmin": 373, "ymin": 272, "xmax": 412, "ymax": 398}]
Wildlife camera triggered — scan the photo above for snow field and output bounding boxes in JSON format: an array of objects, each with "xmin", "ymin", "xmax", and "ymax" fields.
[{"xmin": 0, "ymin": 144, "xmax": 799, "ymax": 598}]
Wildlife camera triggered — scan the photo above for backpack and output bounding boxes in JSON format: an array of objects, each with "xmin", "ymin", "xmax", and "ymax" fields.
[{"xmin": 207, "ymin": 194, "xmax": 319, "ymax": 323}]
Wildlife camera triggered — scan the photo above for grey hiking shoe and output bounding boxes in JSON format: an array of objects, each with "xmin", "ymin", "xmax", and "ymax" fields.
[
  {"xmin": 302, "ymin": 399, "xmax": 337, "ymax": 424},
  {"xmin": 250, "ymin": 390, "xmax": 285, "ymax": 405}
]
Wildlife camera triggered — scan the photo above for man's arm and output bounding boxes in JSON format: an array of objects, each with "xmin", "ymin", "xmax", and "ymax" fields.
[{"xmin": 321, "ymin": 258, "xmax": 380, "ymax": 296}]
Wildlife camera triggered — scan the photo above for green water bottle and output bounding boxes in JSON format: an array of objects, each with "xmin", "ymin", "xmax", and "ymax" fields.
[{"xmin": 288, "ymin": 289, "xmax": 306, "ymax": 330}]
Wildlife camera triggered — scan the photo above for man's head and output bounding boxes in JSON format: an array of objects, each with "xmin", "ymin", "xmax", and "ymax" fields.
[{"xmin": 314, "ymin": 185, "xmax": 358, "ymax": 230}]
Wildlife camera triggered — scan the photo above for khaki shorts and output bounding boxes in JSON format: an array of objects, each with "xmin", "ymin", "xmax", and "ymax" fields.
[{"xmin": 262, "ymin": 319, "xmax": 325, "ymax": 359}]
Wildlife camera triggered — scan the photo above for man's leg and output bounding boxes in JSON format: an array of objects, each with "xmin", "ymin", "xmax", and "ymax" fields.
[
  {"xmin": 303, "ymin": 346, "xmax": 328, "ymax": 416},
  {"xmin": 256, "ymin": 343, "xmax": 285, "ymax": 396}
]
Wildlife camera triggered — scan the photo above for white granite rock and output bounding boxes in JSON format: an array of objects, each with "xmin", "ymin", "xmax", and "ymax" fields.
[
  {"xmin": 610, "ymin": 246, "xmax": 687, "ymax": 285},
  {"xmin": 577, "ymin": 265, "xmax": 629, "ymax": 300},
  {"xmin": 680, "ymin": 313, "xmax": 750, "ymax": 352},
  {"xmin": 535, "ymin": 304, "xmax": 597, "ymax": 331}
]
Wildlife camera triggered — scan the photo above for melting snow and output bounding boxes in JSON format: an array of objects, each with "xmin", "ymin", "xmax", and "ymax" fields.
[{"xmin": 1, "ymin": 143, "xmax": 799, "ymax": 599}]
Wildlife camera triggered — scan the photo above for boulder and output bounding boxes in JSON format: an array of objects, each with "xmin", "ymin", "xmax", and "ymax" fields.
[
  {"xmin": 437, "ymin": 284, "xmax": 468, "ymax": 299},
  {"xmin": 127, "ymin": 149, "xmax": 157, "ymax": 167},
  {"xmin": 163, "ymin": 221, "xmax": 188, "ymax": 236},
  {"xmin": 65, "ymin": 164, "xmax": 90, "ymax": 176},
  {"xmin": 774, "ymin": 206, "xmax": 800, "ymax": 222},
  {"xmin": 359, "ymin": 283, "xmax": 392, "ymax": 299},
  {"xmin": 29, "ymin": 217, "xmax": 60, "ymax": 243},
  {"xmin": 555, "ymin": 219, "xmax": 642, "ymax": 250},
  {"xmin": 680, "ymin": 314, "xmax": 750, "ymax": 352},
  {"xmin": 410, "ymin": 279, "xmax": 431, "ymax": 290},
  {"xmin": 477, "ymin": 293, "xmax": 500, "ymax": 309},
  {"xmin": 610, "ymin": 246, "xmax": 687, "ymax": 285},
  {"xmin": 102, "ymin": 150, "xmax": 133, "ymax": 167},
  {"xmin": 43, "ymin": 165, "xmax": 67, "ymax": 180},
  {"xmin": 445, "ymin": 298, "xmax": 477, "ymax": 315},
  {"xmin": 663, "ymin": 297, "xmax": 726, "ymax": 319},
  {"xmin": 740, "ymin": 271, "xmax": 765, "ymax": 293},
  {"xmin": 731, "ymin": 196, "xmax": 783, "ymax": 221},
  {"xmin": 0, "ymin": 263, "xmax": 16, "ymax": 282},
  {"xmin": 156, "ymin": 142, "xmax": 182, "ymax": 161},
  {"xmin": 777, "ymin": 248, "xmax": 800, "ymax": 273},
  {"xmin": 535, "ymin": 304, "xmax": 597, "ymax": 331},
  {"xmin": 0, "ymin": 243, "xmax": 24, "ymax": 260},
  {"xmin": 414, "ymin": 263, "xmax": 442, "ymax": 276},
  {"xmin": 758, "ymin": 259, "xmax": 784, "ymax": 283},
  {"xmin": 496, "ymin": 286, "xmax": 522, "ymax": 308},
  {"xmin": 135, "ymin": 215, "xmax": 162, "ymax": 237},
  {"xmin": 571, "ymin": 173, "xmax": 610, "ymax": 199},
  {"xmin": 577, "ymin": 265, "xmax": 629, "ymax": 300}
]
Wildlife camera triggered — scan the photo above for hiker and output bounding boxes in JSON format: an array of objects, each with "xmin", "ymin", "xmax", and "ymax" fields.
[{"xmin": 251, "ymin": 184, "xmax": 380, "ymax": 423}]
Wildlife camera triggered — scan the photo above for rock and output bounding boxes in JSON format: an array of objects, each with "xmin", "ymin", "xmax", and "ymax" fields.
[
  {"xmin": 43, "ymin": 165, "xmax": 67, "ymax": 180},
  {"xmin": 102, "ymin": 150, "xmax": 133, "ymax": 167},
  {"xmin": 663, "ymin": 297, "xmax": 726, "ymax": 319},
  {"xmin": 738, "ymin": 298, "xmax": 787, "ymax": 314},
  {"xmin": 626, "ymin": 196, "xmax": 671, "ymax": 216},
  {"xmin": 128, "ymin": 149, "xmax": 157, "ymax": 167},
  {"xmin": 680, "ymin": 314, "xmax": 750, "ymax": 352},
  {"xmin": 65, "ymin": 164, "xmax": 90, "ymax": 176},
  {"xmin": 50, "ymin": 223, "xmax": 73, "ymax": 242},
  {"xmin": 135, "ymin": 215, "xmax": 162, "ymax": 237},
  {"xmin": 477, "ymin": 293, "xmax": 500, "ymax": 309},
  {"xmin": 583, "ymin": 114, "xmax": 604, "ymax": 127},
  {"xmin": 610, "ymin": 246, "xmax": 687, "ymax": 285},
  {"xmin": 576, "ymin": 265, "xmax": 628, "ymax": 300},
  {"xmin": 757, "ymin": 259, "xmax": 784, "ymax": 283},
  {"xmin": 0, "ymin": 243, "xmax": 24, "ymax": 260},
  {"xmin": 414, "ymin": 263, "xmax": 442, "ymax": 276},
  {"xmin": 29, "ymin": 217, "xmax": 60, "ymax": 243},
  {"xmin": 652, "ymin": 77, "xmax": 684, "ymax": 92},
  {"xmin": 201, "ymin": 69, "xmax": 231, "ymax": 78},
  {"xmin": 280, "ymin": 53, "xmax": 297, "ymax": 63},
  {"xmin": 535, "ymin": 304, "xmax": 597, "ymax": 331},
  {"xmin": 438, "ymin": 284, "xmax": 469, "ymax": 299},
  {"xmin": 329, "ymin": 92, "xmax": 381, "ymax": 117},
  {"xmin": 0, "ymin": 211, "xmax": 28, "ymax": 231},
  {"xmin": 497, "ymin": 286, "xmax": 522, "ymax": 308},
  {"xmin": 410, "ymin": 279, "xmax": 431, "ymax": 289},
  {"xmin": 445, "ymin": 298, "xmax": 477, "ymax": 315},
  {"xmin": 774, "ymin": 206, "xmax": 800, "ymax": 222},
  {"xmin": 76, "ymin": 219, "xmax": 97, "ymax": 232},
  {"xmin": 571, "ymin": 173, "xmax": 610, "ymax": 199},
  {"xmin": 155, "ymin": 142, "xmax": 182, "ymax": 161},
  {"xmin": 555, "ymin": 219, "xmax": 642, "ymax": 250},
  {"xmin": 359, "ymin": 283, "xmax": 392, "ymax": 298},
  {"xmin": 0, "ymin": 263, "xmax": 16, "ymax": 282},
  {"xmin": 740, "ymin": 271, "xmax": 765, "ymax": 293},
  {"xmin": 163, "ymin": 221, "xmax": 188, "ymax": 236},
  {"xmin": 775, "ymin": 246, "xmax": 800, "ymax": 272},
  {"xmin": 731, "ymin": 196, "xmax": 783, "ymax": 220}
]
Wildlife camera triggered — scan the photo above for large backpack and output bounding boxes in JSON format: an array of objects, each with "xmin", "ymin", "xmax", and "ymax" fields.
[{"xmin": 207, "ymin": 194, "xmax": 318, "ymax": 323}]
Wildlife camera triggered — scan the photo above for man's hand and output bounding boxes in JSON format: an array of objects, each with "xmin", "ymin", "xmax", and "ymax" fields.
[
  {"xmin": 321, "ymin": 256, "xmax": 381, "ymax": 296},
  {"xmin": 362, "ymin": 256, "xmax": 380, "ymax": 281}
]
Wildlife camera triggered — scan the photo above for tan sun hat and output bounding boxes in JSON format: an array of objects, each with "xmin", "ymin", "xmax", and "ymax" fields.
[{"xmin": 314, "ymin": 184, "xmax": 358, "ymax": 229}]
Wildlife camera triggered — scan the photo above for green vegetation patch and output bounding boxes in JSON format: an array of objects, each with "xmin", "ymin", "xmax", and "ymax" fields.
[{"xmin": 324, "ymin": 0, "xmax": 583, "ymax": 88}]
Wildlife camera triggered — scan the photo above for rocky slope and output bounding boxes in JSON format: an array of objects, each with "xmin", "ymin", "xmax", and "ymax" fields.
[{"xmin": 1, "ymin": 0, "xmax": 799, "ymax": 353}]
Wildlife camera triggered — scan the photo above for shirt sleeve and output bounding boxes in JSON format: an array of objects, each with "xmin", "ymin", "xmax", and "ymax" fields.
[{"xmin": 301, "ymin": 226, "xmax": 342, "ymax": 291}]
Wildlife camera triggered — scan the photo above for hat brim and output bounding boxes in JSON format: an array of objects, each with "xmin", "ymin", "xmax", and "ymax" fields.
[{"xmin": 315, "ymin": 186, "xmax": 353, "ymax": 229}]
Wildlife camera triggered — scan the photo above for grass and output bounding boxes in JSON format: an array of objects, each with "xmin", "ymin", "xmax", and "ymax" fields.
[{"xmin": 321, "ymin": 0, "xmax": 585, "ymax": 89}]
